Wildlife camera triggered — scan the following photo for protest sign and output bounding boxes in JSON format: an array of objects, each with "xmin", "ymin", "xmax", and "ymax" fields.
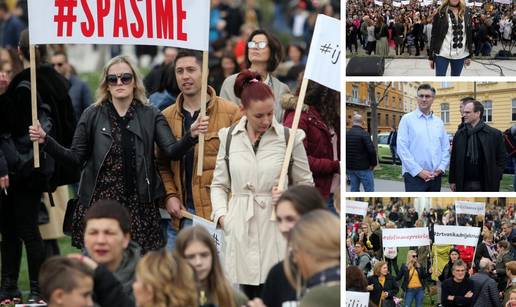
[
  {"xmin": 402, "ymin": 0, "xmax": 410, "ymax": 5},
  {"xmin": 382, "ymin": 227, "xmax": 430, "ymax": 248},
  {"xmin": 27, "ymin": 0, "xmax": 210, "ymax": 51},
  {"xmin": 304, "ymin": 14, "xmax": 341, "ymax": 92},
  {"xmin": 393, "ymin": 2, "xmax": 402, "ymax": 7},
  {"xmin": 434, "ymin": 225, "xmax": 480, "ymax": 246},
  {"xmin": 346, "ymin": 200, "xmax": 368, "ymax": 216},
  {"xmin": 455, "ymin": 201, "xmax": 485, "ymax": 216},
  {"xmin": 374, "ymin": 0, "xmax": 384, "ymax": 6},
  {"xmin": 347, "ymin": 291, "xmax": 369, "ymax": 307},
  {"xmin": 185, "ymin": 210, "xmax": 225, "ymax": 256},
  {"xmin": 495, "ymin": 0, "xmax": 511, "ymax": 4},
  {"xmin": 278, "ymin": 14, "xmax": 341, "ymax": 198}
]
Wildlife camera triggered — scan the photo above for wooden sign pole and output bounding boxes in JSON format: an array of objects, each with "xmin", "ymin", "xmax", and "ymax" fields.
[
  {"xmin": 30, "ymin": 45, "xmax": 39, "ymax": 168},
  {"xmin": 196, "ymin": 51, "xmax": 209, "ymax": 176}
]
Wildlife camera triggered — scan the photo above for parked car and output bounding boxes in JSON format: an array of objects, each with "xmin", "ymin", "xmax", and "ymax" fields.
[{"xmin": 376, "ymin": 132, "xmax": 400, "ymax": 164}]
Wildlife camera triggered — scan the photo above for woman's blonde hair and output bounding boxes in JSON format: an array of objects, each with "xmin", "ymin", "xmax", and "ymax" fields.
[
  {"xmin": 406, "ymin": 249, "xmax": 418, "ymax": 270},
  {"xmin": 284, "ymin": 210, "xmax": 340, "ymax": 290},
  {"xmin": 438, "ymin": 0, "xmax": 466, "ymax": 18},
  {"xmin": 135, "ymin": 250, "xmax": 198, "ymax": 307},
  {"xmin": 175, "ymin": 226, "xmax": 236, "ymax": 307},
  {"xmin": 94, "ymin": 55, "xmax": 147, "ymax": 106}
]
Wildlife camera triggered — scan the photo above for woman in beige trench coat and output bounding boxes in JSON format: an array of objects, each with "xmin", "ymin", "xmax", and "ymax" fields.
[{"xmin": 211, "ymin": 70, "xmax": 313, "ymax": 299}]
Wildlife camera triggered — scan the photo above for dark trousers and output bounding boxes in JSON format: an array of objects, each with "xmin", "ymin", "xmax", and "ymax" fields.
[
  {"xmin": 403, "ymin": 173, "xmax": 442, "ymax": 192},
  {"xmin": 241, "ymin": 284, "xmax": 263, "ymax": 300},
  {"xmin": 0, "ymin": 184, "xmax": 45, "ymax": 287},
  {"xmin": 462, "ymin": 181, "xmax": 482, "ymax": 192},
  {"xmin": 386, "ymin": 257, "xmax": 399, "ymax": 276}
]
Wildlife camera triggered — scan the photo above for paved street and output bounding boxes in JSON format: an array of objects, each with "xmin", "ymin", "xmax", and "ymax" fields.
[{"xmin": 346, "ymin": 178, "xmax": 452, "ymax": 192}]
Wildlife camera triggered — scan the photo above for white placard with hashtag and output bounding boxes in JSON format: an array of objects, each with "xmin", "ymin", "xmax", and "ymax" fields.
[
  {"xmin": 27, "ymin": 0, "xmax": 210, "ymax": 51},
  {"xmin": 454, "ymin": 201, "xmax": 485, "ymax": 216},
  {"xmin": 346, "ymin": 291, "xmax": 369, "ymax": 307},
  {"xmin": 192, "ymin": 215, "xmax": 225, "ymax": 258},
  {"xmin": 346, "ymin": 200, "xmax": 368, "ymax": 216},
  {"xmin": 434, "ymin": 225, "xmax": 480, "ymax": 246},
  {"xmin": 382, "ymin": 227, "xmax": 430, "ymax": 248},
  {"xmin": 304, "ymin": 14, "xmax": 341, "ymax": 92}
]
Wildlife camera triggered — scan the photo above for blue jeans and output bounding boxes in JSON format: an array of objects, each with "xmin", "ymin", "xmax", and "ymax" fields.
[
  {"xmin": 403, "ymin": 173, "xmax": 442, "ymax": 192},
  {"xmin": 435, "ymin": 55, "xmax": 465, "ymax": 76},
  {"xmin": 404, "ymin": 287, "xmax": 424, "ymax": 307},
  {"xmin": 480, "ymin": 42, "xmax": 492, "ymax": 56},
  {"xmin": 347, "ymin": 169, "xmax": 374, "ymax": 192},
  {"xmin": 160, "ymin": 207, "xmax": 195, "ymax": 250}
]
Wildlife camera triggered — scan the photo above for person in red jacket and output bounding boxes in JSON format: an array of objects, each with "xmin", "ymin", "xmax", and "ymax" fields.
[
  {"xmin": 455, "ymin": 245, "xmax": 475, "ymax": 269},
  {"xmin": 282, "ymin": 80, "xmax": 340, "ymax": 211}
]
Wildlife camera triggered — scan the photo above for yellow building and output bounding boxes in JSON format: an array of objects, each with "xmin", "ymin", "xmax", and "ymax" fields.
[
  {"xmin": 346, "ymin": 82, "xmax": 406, "ymax": 132},
  {"xmin": 431, "ymin": 82, "xmax": 516, "ymax": 133}
]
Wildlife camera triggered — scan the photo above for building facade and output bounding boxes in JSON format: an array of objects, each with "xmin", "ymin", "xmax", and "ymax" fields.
[
  {"xmin": 346, "ymin": 82, "xmax": 407, "ymax": 133},
  {"xmin": 431, "ymin": 82, "xmax": 516, "ymax": 133}
]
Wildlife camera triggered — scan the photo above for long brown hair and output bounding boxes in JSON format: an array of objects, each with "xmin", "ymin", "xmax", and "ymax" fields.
[
  {"xmin": 298, "ymin": 80, "xmax": 340, "ymax": 129},
  {"xmin": 176, "ymin": 226, "xmax": 236, "ymax": 307}
]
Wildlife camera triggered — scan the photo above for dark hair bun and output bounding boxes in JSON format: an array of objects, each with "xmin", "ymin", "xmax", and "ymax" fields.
[{"xmin": 234, "ymin": 70, "xmax": 263, "ymax": 99}]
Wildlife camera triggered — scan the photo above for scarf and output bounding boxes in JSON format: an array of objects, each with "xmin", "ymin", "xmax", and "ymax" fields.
[{"xmin": 465, "ymin": 121, "xmax": 485, "ymax": 165}]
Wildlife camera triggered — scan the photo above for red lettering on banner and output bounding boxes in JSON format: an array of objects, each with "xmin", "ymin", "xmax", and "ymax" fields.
[
  {"xmin": 80, "ymin": 0, "xmax": 95, "ymax": 37},
  {"xmin": 156, "ymin": 0, "xmax": 174, "ymax": 39},
  {"xmin": 97, "ymin": 0, "xmax": 110, "ymax": 37},
  {"xmin": 145, "ymin": 0, "xmax": 153, "ymax": 38},
  {"xmin": 129, "ymin": 0, "xmax": 144, "ymax": 38},
  {"xmin": 176, "ymin": 0, "xmax": 187, "ymax": 41},
  {"xmin": 113, "ymin": 0, "xmax": 128, "ymax": 37}
]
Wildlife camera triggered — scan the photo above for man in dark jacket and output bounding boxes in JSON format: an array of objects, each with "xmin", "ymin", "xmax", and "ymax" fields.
[
  {"xmin": 449, "ymin": 100, "xmax": 507, "ymax": 191},
  {"xmin": 346, "ymin": 113, "xmax": 377, "ymax": 192},
  {"xmin": 441, "ymin": 260, "xmax": 475, "ymax": 307},
  {"xmin": 470, "ymin": 258, "xmax": 502, "ymax": 307}
]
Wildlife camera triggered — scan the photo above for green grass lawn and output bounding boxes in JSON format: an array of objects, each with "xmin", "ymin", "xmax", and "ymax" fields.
[
  {"xmin": 17, "ymin": 237, "xmax": 80, "ymax": 294},
  {"xmin": 374, "ymin": 163, "xmax": 515, "ymax": 192}
]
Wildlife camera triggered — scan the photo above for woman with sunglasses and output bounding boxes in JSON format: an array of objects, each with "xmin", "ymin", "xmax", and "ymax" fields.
[
  {"xmin": 219, "ymin": 29, "xmax": 290, "ymax": 122},
  {"xmin": 429, "ymin": 0, "xmax": 473, "ymax": 76},
  {"xmin": 29, "ymin": 55, "xmax": 209, "ymax": 253},
  {"xmin": 396, "ymin": 250, "xmax": 429, "ymax": 307}
]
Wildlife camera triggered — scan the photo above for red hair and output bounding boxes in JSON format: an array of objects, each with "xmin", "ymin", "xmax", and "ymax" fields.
[{"xmin": 234, "ymin": 70, "xmax": 274, "ymax": 108}]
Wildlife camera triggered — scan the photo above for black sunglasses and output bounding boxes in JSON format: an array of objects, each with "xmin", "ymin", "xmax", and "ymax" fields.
[{"xmin": 106, "ymin": 73, "xmax": 134, "ymax": 85}]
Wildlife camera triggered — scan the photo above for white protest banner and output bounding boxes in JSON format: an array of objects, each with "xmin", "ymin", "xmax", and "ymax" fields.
[
  {"xmin": 466, "ymin": 2, "xmax": 474, "ymax": 6},
  {"xmin": 474, "ymin": 1, "xmax": 483, "ymax": 6},
  {"xmin": 393, "ymin": 2, "xmax": 402, "ymax": 7},
  {"xmin": 304, "ymin": 14, "xmax": 341, "ymax": 92},
  {"xmin": 192, "ymin": 214, "xmax": 225, "ymax": 257},
  {"xmin": 495, "ymin": 0, "xmax": 511, "ymax": 4},
  {"xmin": 455, "ymin": 201, "xmax": 485, "ymax": 216},
  {"xmin": 402, "ymin": 0, "xmax": 410, "ymax": 5},
  {"xmin": 27, "ymin": 0, "xmax": 210, "ymax": 51},
  {"xmin": 374, "ymin": 0, "xmax": 383, "ymax": 6},
  {"xmin": 382, "ymin": 227, "xmax": 430, "ymax": 248},
  {"xmin": 346, "ymin": 200, "xmax": 369, "ymax": 216},
  {"xmin": 347, "ymin": 291, "xmax": 369, "ymax": 307},
  {"xmin": 434, "ymin": 225, "xmax": 480, "ymax": 246}
]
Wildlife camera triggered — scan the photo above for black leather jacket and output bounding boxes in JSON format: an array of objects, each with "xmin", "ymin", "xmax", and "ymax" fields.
[
  {"xmin": 43, "ymin": 102, "xmax": 197, "ymax": 206},
  {"xmin": 429, "ymin": 7, "xmax": 473, "ymax": 60}
]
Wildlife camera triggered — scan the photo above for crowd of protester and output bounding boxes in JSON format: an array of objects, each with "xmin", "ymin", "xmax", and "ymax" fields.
[
  {"xmin": 0, "ymin": 0, "xmax": 341, "ymax": 306},
  {"xmin": 346, "ymin": 0, "xmax": 516, "ymax": 58},
  {"xmin": 346, "ymin": 198, "xmax": 516, "ymax": 307}
]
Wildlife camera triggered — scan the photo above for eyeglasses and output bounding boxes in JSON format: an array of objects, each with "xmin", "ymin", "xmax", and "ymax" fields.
[
  {"xmin": 53, "ymin": 62, "xmax": 65, "ymax": 67},
  {"xmin": 106, "ymin": 73, "xmax": 134, "ymax": 86},
  {"xmin": 247, "ymin": 41, "xmax": 268, "ymax": 49},
  {"xmin": 412, "ymin": 255, "xmax": 418, "ymax": 258},
  {"xmin": 418, "ymin": 94, "xmax": 434, "ymax": 99}
]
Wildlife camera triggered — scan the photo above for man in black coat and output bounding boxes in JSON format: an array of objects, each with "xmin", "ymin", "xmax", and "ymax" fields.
[
  {"xmin": 346, "ymin": 113, "xmax": 377, "ymax": 192},
  {"xmin": 441, "ymin": 260, "xmax": 475, "ymax": 307},
  {"xmin": 449, "ymin": 100, "xmax": 507, "ymax": 191}
]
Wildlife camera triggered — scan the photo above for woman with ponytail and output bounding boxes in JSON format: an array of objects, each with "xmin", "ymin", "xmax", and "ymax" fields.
[{"xmin": 210, "ymin": 70, "xmax": 313, "ymax": 299}]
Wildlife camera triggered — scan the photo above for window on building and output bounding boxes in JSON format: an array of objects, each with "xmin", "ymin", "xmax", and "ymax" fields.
[
  {"xmin": 440, "ymin": 103, "xmax": 450, "ymax": 124},
  {"xmin": 482, "ymin": 101, "xmax": 493, "ymax": 123},
  {"xmin": 385, "ymin": 114, "xmax": 389, "ymax": 126},
  {"xmin": 512, "ymin": 99, "xmax": 516, "ymax": 121},
  {"xmin": 441, "ymin": 82, "xmax": 452, "ymax": 88},
  {"xmin": 393, "ymin": 114, "xmax": 396, "ymax": 127},
  {"xmin": 352, "ymin": 85, "xmax": 359, "ymax": 103}
]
